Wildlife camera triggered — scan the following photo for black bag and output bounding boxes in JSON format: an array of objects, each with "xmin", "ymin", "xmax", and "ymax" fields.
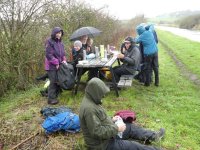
[{"xmin": 57, "ymin": 63, "xmax": 75, "ymax": 90}]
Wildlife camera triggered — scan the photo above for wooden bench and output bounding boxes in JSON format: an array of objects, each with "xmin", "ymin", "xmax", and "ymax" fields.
[{"xmin": 117, "ymin": 75, "xmax": 134, "ymax": 87}]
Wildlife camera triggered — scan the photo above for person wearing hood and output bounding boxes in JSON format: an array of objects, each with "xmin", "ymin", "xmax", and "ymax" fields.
[
  {"xmin": 134, "ymin": 24, "xmax": 159, "ymax": 86},
  {"xmin": 79, "ymin": 78, "xmax": 165, "ymax": 150},
  {"xmin": 145, "ymin": 24, "xmax": 158, "ymax": 44},
  {"xmin": 45, "ymin": 27, "xmax": 66, "ymax": 105},
  {"xmin": 113, "ymin": 36, "xmax": 141, "ymax": 83},
  {"xmin": 145, "ymin": 24, "xmax": 159, "ymax": 86}
]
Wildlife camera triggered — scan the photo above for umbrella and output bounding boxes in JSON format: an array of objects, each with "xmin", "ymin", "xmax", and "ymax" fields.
[{"xmin": 70, "ymin": 26, "xmax": 102, "ymax": 41}]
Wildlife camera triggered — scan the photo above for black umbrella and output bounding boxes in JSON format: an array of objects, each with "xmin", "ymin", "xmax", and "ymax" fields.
[{"xmin": 70, "ymin": 26, "xmax": 102, "ymax": 41}]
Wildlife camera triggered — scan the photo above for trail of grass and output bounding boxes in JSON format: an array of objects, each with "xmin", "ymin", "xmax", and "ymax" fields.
[
  {"xmin": 0, "ymin": 41, "xmax": 200, "ymax": 149},
  {"xmin": 157, "ymin": 30, "xmax": 200, "ymax": 78}
]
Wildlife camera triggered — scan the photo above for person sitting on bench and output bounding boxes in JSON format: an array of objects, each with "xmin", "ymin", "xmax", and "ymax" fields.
[{"xmin": 113, "ymin": 36, "xmax": 141, "ymax": 83}]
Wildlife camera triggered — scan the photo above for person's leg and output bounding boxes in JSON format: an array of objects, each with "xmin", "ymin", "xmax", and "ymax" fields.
[
  {"xmin": 113, "ymin": 66, "xmax": 122, "ymax": 83},
  {"xmin": 106, "ymin": 138, "xmax": 161, "ymax": 150},
  {"xmin": 123, "ymin": 123, "xmax": 165, "ymax": 143},
  {"xmin": 152, "ymin": 52, "xmax": 159, "ymax": 86},
  {"xmin": 144, "ymin": 56, "xmax": 153, "ymax": 86},
  {"xmin": 88, "ymin": 68, "xmax": 98, "ymax": 81},
  {"xmin": 36, "ymin": 73, "xmax": 48, "ymax": 81},
  {"xmin": 113, "ymin": 66, "xmax": 132, "ymax": 83},
  {"xmin": 137, "ymin": 64, "xmax": 146, "ymax": 83},
  {"xmin": 47, "ymin": 70, "xmax": 59, "ymax": 104}
]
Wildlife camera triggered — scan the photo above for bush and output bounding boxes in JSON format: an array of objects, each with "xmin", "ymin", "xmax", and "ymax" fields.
[{"xmin": 179, "ymin": 14, "xmax": 200, "ymax": 29}]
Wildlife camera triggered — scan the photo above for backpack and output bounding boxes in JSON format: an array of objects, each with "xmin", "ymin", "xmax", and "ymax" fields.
[
  {"xmin": 57, "ymin": 63, "xmax": 75, "ymax": 90},
  {"xmin": 40, "ymin": 106, "xmax": 72, "ymax": 118},
  {"xmin": 42, "ymin": 112, "xmax": 80, "ymax": 134},
  {"xmin": 114, "ymin": 110, "xmax": 136, "ymax": 123}
]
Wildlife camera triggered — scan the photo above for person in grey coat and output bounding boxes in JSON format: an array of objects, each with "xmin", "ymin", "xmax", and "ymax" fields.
[{"xmin": 113, "ymin": 36, "xmax": 141, "ymax": 83}]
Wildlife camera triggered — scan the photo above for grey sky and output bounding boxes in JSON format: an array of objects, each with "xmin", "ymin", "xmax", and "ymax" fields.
[{"xmin": 80, "ymin": 0, "xmax": 200, "ymax": 20}]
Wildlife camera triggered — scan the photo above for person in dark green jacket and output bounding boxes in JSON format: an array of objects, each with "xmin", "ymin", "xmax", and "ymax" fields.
[{"xmin": 79, "ymin": 78, "xmax": 165, "ymax": 150}]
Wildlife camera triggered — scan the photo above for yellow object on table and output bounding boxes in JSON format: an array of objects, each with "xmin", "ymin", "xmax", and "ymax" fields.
[{"xmin": 100, "ymin": 45, "xmax": 104, "ymax": 58}]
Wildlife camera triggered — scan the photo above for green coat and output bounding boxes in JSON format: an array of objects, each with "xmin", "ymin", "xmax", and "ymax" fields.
[{"xmin": 79, "ymin": 78, "xmax": 118, "ymax": 150}]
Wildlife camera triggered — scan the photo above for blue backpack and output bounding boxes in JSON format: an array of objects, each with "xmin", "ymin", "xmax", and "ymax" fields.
[{"xmin": 42, "ymin": 112, "xmax": 80, "ymax": 134}]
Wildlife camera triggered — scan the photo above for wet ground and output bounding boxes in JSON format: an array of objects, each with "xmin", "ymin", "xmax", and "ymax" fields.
[{"xmin": 156, "ymin": 26, "xmax": 200, "ymax": 43}]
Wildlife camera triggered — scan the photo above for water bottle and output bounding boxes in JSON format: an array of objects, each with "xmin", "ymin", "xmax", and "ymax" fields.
[
  {"xmin": 107, "ymin": 44, "xmax": 110, "ymax": 54},
  {"xmin": 83, "ymin": 49, "xmax": 86, "ymax": 60},
  {"xmin": 104, "ymin": 49, "xmax": 107, "ymax": 60},
  {"xmin": 95, "ymin": 46, "xmax": 99, "ymax": 58},
  {"xmin": 115, "ymin": 117, "xmax": 124, "ymax": 138}
]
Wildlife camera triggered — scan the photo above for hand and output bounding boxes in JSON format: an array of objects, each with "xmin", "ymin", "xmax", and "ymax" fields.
[
  {"xmin": 117, "ymin": 122, "xmax": 126, "ymax": 132},
  {"xmin": 117, "ymin": 54, "xmax": 124, "ymax": 59},
  {"xmin": 62, "ymin": 60, "xmax": 66, "ymax": 64},
  {"xmin": 56, "ymin": 64, "xmax": 59, "ymax": 70},
  {"xmin": 112, "ymin": 115, "xmax": 121, "ymax": 122}
]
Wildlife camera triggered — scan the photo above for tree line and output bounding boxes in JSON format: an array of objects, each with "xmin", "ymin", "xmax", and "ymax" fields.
[{"xmin": 177, "ymin": 14, "xmax": 200, "ymax": 30}]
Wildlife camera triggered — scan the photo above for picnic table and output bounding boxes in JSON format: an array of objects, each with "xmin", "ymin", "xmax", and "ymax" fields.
[{"xmin": 74, "ymin": 55, "xmax": 120, "ymax": 97}]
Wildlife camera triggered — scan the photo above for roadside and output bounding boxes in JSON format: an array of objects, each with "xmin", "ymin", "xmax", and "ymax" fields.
[
  {"xmin": 159, "ymin": 40, "xmax": 200, "ymax": 87},
  {"xmin": 156, "ymin": 26, "xmax": 200, "ymax": 42}
]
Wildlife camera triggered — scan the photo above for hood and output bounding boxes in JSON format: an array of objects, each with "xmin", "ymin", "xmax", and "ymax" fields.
[
  {"xmin": 85, "ymin": 78, "xmax": 110, "ymax": 105},
  {"xmin": 136, "ymin": 24, "xmax": 146, "ymax": 35},
  {"xmin": 145, "ymin": 24, "xmax": 155, "ymax": 31},
  {"xmin": 51, "ymin": 27, "xmax": 64, "ymax": 40}
]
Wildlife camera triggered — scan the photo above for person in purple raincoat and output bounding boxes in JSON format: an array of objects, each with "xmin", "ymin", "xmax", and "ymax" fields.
[{"xmin": 45, "ymin": 27, "xmax": 66, "ymax": 105}]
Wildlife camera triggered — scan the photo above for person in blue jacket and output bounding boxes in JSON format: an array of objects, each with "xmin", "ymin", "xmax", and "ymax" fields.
[
  {"xmin": 134, "ymin": 24, "xmax": 159, "ymax": 86},
  {"xmin": 145, "ymin": 24, "xmax": 159, "ymax": 86}
]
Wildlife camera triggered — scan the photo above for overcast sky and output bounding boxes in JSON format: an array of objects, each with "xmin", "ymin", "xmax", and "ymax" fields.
[{"xmin": 79, "ymin": 0, "xmax": 200, "ymax": 20}]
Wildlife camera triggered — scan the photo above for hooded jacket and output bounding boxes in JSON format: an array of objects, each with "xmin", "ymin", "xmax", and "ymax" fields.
[
  {"xmin": 135, "ymin": 24, "xmax": 158, "ymax": 56},
  {"xmin": 45, "ymin": 27, "xmax": 66, "ymax": 70},
  {"xmin": 122, "ymin": 43, "xmax": 141, "ymax": 73},
  {"xmin": 79, "ymin": 78, "xmax": 118, "ymax": 150},
  {"xmin": 145, "ymin": 24, "xmax": 158, "ymax": 44}
]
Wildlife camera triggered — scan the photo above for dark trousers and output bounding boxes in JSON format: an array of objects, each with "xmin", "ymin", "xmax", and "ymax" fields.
[
  {"xmin": 75, "ymin": 67, "xmax": 98, "ymax": 81},
  {"xmin": 113, "ymin": 66, "xmax": 134, "ymax": 83},
  {"xmin": 144, "ymin": 53, "xmax": 159, "ymax": 86},
  {"xmin": 106, "ymin": 123, "xmax": 160, "ymax": 150},
  {"xmin": 47, "ymin": 70, "xmax": 60, "ymax": 101}
]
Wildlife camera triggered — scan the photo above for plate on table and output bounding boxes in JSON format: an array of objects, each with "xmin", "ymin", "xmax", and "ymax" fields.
[{"xmin": 78, "ymin": 60, "xmax": 89, "ymax": 65}]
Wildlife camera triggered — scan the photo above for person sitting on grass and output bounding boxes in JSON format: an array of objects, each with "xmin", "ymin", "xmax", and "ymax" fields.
[{"xmin": 79, "ymin": 77, "xmax": 165, "ymax": 150}]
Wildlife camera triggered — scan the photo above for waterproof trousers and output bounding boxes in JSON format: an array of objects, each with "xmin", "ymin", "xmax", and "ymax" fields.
[
  {"xmin": 106, "ymin": 123, "xmax": 161, "ymax": 150},
  {"xmin": 144, "ymin": 52, "xmax": 159, "ymax": 86},
  {"xmin": 113, "ymin": 66, "xmax": 135, "ymax": 83},
  {"xmin": 47, "ymin": 70, "xmax": 60, "ymax": 101}
]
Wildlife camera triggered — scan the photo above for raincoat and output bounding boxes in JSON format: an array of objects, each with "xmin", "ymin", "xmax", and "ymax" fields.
[{"xmin": 79, "ymin": 78, "xmax": 118, "ymax": 150}]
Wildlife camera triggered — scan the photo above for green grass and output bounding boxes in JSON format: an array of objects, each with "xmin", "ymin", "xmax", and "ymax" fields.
[
  {"xmin": 157, "ymin": 30, "xmax": 200, "ymax": 78},
  {"xmin": 0, "ymin": 41, "xmax": 200, "ymax": 149}
]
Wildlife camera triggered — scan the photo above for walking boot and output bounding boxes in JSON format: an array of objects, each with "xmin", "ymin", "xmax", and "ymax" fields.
[
  {"xmin": 154, "ymin": 128, "xmax": 165, "ymax": 141},
  {"xmin": 36, "ymin": 73, "xmax": 48, "ymax": 81},
  {"xmin": 48, "ymin": 99, "xmax": 59, "ymax": 105}
]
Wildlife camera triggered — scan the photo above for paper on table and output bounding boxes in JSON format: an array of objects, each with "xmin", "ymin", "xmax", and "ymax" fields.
[{"xmin": 110, "ymin": 50, "xmax": 120, "ymax": 56}]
